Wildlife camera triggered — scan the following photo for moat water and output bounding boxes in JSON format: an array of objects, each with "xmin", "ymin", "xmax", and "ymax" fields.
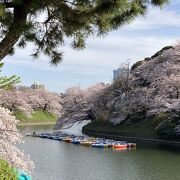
[{"xmin": 19, "ymin": 124, "xmax": 180, "ymax": 180}]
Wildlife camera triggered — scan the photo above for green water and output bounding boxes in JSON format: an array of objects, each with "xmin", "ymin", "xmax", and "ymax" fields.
[{"xmin": 19, "ymin": 125, "xmax": 180, "ymax": 180}]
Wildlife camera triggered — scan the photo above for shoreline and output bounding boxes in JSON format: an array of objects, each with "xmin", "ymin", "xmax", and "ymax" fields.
[
  {"xmin": 18, "ymin": 122, "xmax": 56, "ymax": 126},
  {"xmin": 82, "ymin": 129, "xmax": 180, "ymax": 148}
]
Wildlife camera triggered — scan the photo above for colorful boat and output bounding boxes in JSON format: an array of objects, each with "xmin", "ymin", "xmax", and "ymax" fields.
[
  {"xmin": 38, "ymin": 133, "xmax": 51, "ymax": 138},
  {"xmin": 34, "ymin": 132, "xmax": 137, "ymax": 150},
  {"xmin": 47, "ymin": 135, "xmax": 54, "ymax": 139},
  {"xmin": 91, "ymin": 143, "xmax": 109, "ymax": 148},
  {"xmin": 113, "ymin": 144, "xmax": 128, "ymax": 149},
  {"xmin": 113, "ymin": 147, "xmax": 127, "ymax": 151},
  {"xmin": 71, "ymin": 139, "xmax": 84, "ymax": 144},
  {"xmin": 80, "ymin": 141, "xmax": 93, "ymax": 146},
  {"xmin": 62, "ymin": 137, "xmax": 72, "ymax": 142},
  {"xmin": 52, "ymin": 136, "xmax": 63, "ymax": 141},
  {"xmin": 71, "ymin": 141, "xmax": 80, "ymax": 144}
]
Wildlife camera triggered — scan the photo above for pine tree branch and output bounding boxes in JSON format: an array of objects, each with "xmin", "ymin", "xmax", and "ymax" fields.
[{"xmin": 0, "ymin": 1, "xmax": 15, "ymax": 8}]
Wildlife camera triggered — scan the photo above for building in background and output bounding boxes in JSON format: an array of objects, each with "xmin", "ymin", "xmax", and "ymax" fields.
[
  {"xmin": 113, "ymin": 64, "xmax": 129, "ymax": 81},
  {"xmin": 31, "ymin": 82, "xmax": 45, "ymax": 90}
]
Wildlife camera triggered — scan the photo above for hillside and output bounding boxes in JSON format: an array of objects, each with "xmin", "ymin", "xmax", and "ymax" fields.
[
  {"xmin": 56, "ymin": 45, "xmax": 180, "ymax": 140},
  {"xmin": 83, "ymin": 45, "xmax": 180, "ymax": 140},
  {"xmin": 14, "ymin": 109, "xmax": 58, "ymax": 123}
]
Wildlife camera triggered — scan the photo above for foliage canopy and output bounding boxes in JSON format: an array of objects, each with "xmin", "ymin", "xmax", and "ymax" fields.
[
  {"xmin": 0, "ymin": 0, "xmax": 169, "ymax": 64},
  {"xmin": 0, "ymin": 63, "xmax": 20, "ymax": 89}
]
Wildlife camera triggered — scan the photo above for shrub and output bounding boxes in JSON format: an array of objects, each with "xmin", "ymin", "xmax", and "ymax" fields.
[
  {"xmin": 157, "ymin": 112, "xmax": 180, "ymax": 139},
  {"xmin": 0, "ymin": 159, "xmax": 18, "ymax": 180}
]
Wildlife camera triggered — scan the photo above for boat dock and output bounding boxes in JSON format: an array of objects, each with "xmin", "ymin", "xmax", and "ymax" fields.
[{"xmin": 27, "ymin": 132, "xmax": 136, "ymax": 150}]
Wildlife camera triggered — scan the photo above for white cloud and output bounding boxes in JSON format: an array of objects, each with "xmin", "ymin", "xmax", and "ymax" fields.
[
  {"xmin": 61, "ymin": 35, "xmax": 176, "ymax": 69},
  {"xmin": 4, "ymin": 34, "xmax": 176, "ymax": 70},
  {"xmin": 125, "ymin": 7, "xmax": 180, "ymax": 30},
  {"xmin": 2, "ymin": 3, "xmax": 180, "ymax": 91}
]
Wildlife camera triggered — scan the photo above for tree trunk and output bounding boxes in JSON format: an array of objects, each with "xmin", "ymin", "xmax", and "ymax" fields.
[
  {"xmin": 0, "ymin": 2, "xmax": 30, "ymax": 60},
  {"xmin": 0, "ymin": 27, "xmax": 23, "ymax": 60}
]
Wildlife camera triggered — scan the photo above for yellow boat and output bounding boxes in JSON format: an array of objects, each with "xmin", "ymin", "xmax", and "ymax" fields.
[
  {"xmin": 62, "ymin": 137, "xmax": 72, "ymax": 143},
  {"xmin": 80, "ymin": 141, "xmax": 93, "ymax": 146}
]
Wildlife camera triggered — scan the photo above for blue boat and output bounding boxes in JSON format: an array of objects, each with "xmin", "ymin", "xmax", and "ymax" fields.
[
  {"xmin": 52, "ymin": 136, "xmax": 63, "ymax": 141},
  {"xmin": 91, "ymin": 143, "xmax": 109, "ymax": 148},
  {"xmin": 71, "ymin": 140, "xmax": 80, "ymax": 144},
  {"xmin": 71, "ymin": 138, "xmax": 84, "ymax": 144},
  {"xmin": 38, "ymin": 133, "xmax": 51, "ymax": 138}
]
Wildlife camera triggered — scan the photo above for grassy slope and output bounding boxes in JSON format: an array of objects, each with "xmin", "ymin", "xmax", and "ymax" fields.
[
  {"xmin": 13, "ymin": 109, "xmax": 58, "ymax": 123},
  {"xmin": 83, "ymin": 113, "xmax": 168, "ymax": 139}
]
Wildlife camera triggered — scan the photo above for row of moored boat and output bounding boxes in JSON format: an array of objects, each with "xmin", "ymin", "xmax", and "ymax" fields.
[{"xmin": 27, "ymin": 132, "xmax": 136, "ymax": 149}]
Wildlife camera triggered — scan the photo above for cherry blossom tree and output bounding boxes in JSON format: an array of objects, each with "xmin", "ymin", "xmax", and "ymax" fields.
[
  {"xmin": 55, "ymin": 83, "xmax": 108, "ymax": 129},
  {"xmin": 0, "ymin": 60, "xmax": 33, "ymax": 175},
  {"xmin": 0, "ymin": 106, "xmax": 34, "ymax": 174},
  {"xmin": 132, "ymin": 45, "xmax": 180, "ymax": 116},
  {"xmin": 0, "ymin": 88, "xmax": 63, "ymax": 117},
  {"xmin": 0, "ymin": 89, "xmax": 32, "ymax": 115},
  {"xmin": 56, "ymin": 44, "xmax": 180, "ymax": 131},
  {"xmin": 26, "ymin": 89, "xmax": 62, "ymax": 116}
]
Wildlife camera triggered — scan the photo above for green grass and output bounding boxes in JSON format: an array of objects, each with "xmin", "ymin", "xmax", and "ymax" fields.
[
  {"xmin": 83, "ymin": 113, "xmax": 169, "ymax": 139},
  {"xmin": 13, "ymin": 109, "xmax": 58, "ymax": 123},
  {"xmin": 14, "ymin": 110, "xmax": 28, "ymax": 121}
]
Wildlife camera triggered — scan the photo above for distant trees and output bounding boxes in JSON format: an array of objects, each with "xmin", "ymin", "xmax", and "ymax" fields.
[
  {"xmin": 0, "ymin": 88, "xmax": 63, "ymax": 116},
  {"xmin": 0, "ymin": 0, "xmax": 168, "ymax": 64}
]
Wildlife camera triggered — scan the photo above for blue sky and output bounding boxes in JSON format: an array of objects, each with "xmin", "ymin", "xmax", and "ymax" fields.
[{"xmin": 2, "ymin": 0, "xmax": 180, "ymax": 92}]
